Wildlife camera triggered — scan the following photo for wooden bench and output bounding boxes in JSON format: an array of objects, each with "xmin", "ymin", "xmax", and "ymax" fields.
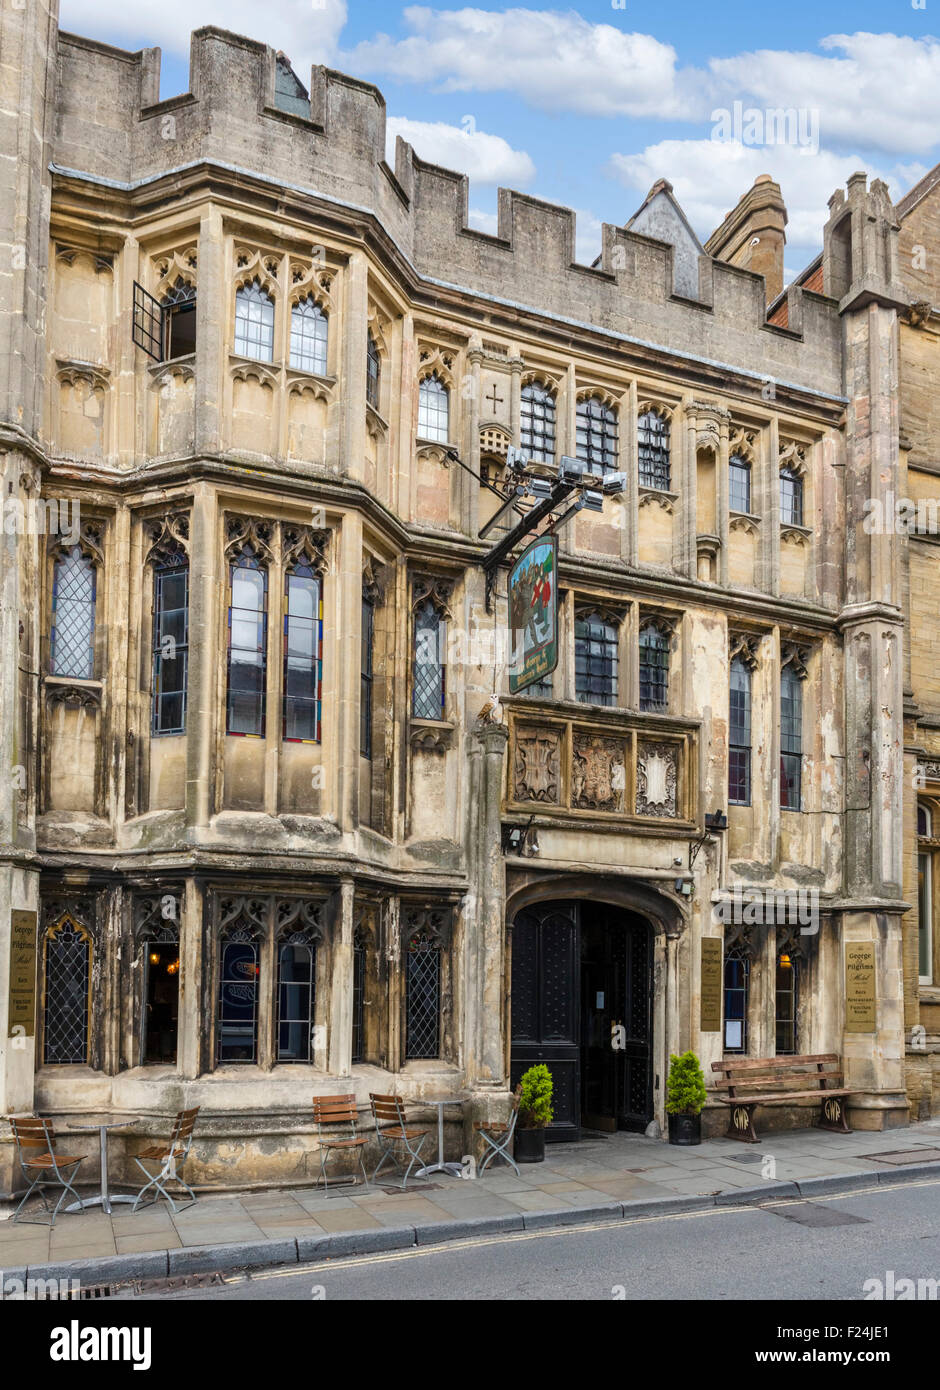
[{"xmin": 711, "ymin": 1054, "xmax": 852, "ymax": 1143}]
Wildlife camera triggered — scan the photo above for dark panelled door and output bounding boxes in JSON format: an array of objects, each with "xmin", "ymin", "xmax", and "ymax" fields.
[
  {"xmin": 581, "ymin": 910, "xmax": 652, "ymax": 1132},
  {"xmin": 510, "ymin": 902, "xmax": 581, "ymax": 1141},
  {"xmin": 619, "ymin": 917, "xmax": 653, "ymax": 1131}
]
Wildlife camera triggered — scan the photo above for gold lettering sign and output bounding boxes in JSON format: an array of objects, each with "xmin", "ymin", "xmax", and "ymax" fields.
[
  {"xmin": 8, "ymin": 909, "xmax": 38, "ymax": 1039},
  {"xmin": 700, "ymin": 937, "xmax": 722, "ymax": 1032},
  {"xmin": 845, "ymin": 941, "xmax": 877, "ymax": 1033}
]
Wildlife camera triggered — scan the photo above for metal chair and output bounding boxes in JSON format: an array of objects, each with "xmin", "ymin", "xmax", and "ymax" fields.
[
  {"xmin": 7, "ymin": 1115, "xmax": 87, "ymax": 1226},
  {"xmin": 369, "ymin": 1093, "xmax": 429, "ymax": 1190},
  {"xmin": 312, "ymin": 1094, "xmax": 369, "ymax": 1191},
  {"xmin": 474, "ymin": 1097, "xmax": 520, "ymax": 1176},
  {"xmin": 131, "ymin": 1106, "xmax": 200, "ymax": 1213}
]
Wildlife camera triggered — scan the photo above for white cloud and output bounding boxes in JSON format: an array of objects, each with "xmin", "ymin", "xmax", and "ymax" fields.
[
  {"xmin": 347, "ymin": 6, "xmax": 696, "ymax": 119},
  {"xmin": 59, "ymin": 0, "xmax": 348, "ymax": 71},
  {"xmin": 388, "ymin": 117, "xmax": 535, "ymax": 185},
  {"xmin": 610, "ymin": 139, "xmax": 916, "ymax": 260}
]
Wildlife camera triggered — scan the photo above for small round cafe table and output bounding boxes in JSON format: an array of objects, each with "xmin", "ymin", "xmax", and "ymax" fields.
[
  {"xmin": 64, "ymin": 1117, "xmax": 141, "ymax": 1215},
  {"xmin": 414, "ymin": 1098, "xmax": 464, "ymax": 1179}
]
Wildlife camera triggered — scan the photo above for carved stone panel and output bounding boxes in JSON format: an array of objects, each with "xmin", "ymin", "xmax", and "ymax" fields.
[
  {"xmin": 513, "ymin": 726, "xmax": 562, "ymax": 804},
  {"xmin": 635, "ymin": 741, "xmax": 679, "ymax": 818},
  {"xmin": 572, "ymin": 733, "xmax": 626, "ymax": 813}
]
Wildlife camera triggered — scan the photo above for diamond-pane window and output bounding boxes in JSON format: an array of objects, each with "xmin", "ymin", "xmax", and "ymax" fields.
[
  {"xmin": 289, "ymin": 296, "xmax": 328, "ymax": 375},
  {"xmin": 406, "ymin": 930, "xmax": 441, "ymax": 1059},
  {"xmin": 234, "ymin": 279, "xmax": 275, "ymax": 363},
  {"xmin": 413, "ymin": 597, "xmax": 445, "ymax": 720},
  {"xmin": 521, "ymin": 383, "xmax": 556, "ymax": 464},
  {"xmin": 639, "ymin": 622, "xmax": 669, "ymax": 712},
  {"xmin": 576, "ymin": 396, "xmax": 618, "ymax": 474},
  {"xmin": 43, "ymin": 918, "xmax": 91, "ymax": 1065},
  {"xmin": 418, "ymin": 373, "xmax": 449, "ymax": 442},
  {"xmin": 51, "ymin": 547, "xmax": 96, "ymax": 679},
  {"xmin": 638, "ymin": 410, "xmax": 670, "ymax": 489}
]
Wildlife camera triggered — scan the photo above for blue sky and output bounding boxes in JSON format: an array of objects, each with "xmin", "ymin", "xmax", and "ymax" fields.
[{"xmin": 59, "ymin": 1, "xmax": 940, "ymax": 282}]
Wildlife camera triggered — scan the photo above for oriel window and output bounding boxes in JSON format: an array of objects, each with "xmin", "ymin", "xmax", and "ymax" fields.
[
  {"xmin": 234, "ymin": 279, "xmax": 275, "ymax": 363},
  {"xmin": 51, "ymin": 547, "xmax": 96, "ymax": 680},
  {"xmin": 729, "ymin": 656, "xmax": 752, "ymax": 805},
  {"xmin": 780, "ymin": 466, "xmax": 804, "ymax": 526},
  {"xmin": 780, "ymin": 665, "xmax": 803, "ymax": 809},
  {"xmin": 639, "ymin": 622, "xmax": 669, "ymax": 713},
  {"xmin": 521, "ymin": 382, "xmax": 556, "ymax": 464},
  {"xmin": 576, "ymin": 396, "xmax": 618, "ymax": 474},
  {"xmin": 282, "ymin": 562, "xmax": 321, "ymax": 743},
  {"xmin": 413, "ymin": 597, "xmax": 445, "ymax": 720},
  {"xmin": 418, "ymin": 373, "xmax": 450, "ymax": 443},
  {"xmin": 575, "ymin": 609, "xmax": 619, "ymax": 707},
  {"xmin": 729, "ymin": 455, "xmax": 752, "ymax": 514},
  {"xmin": 227, "ymin": 547, "xmax": 268, "ymax": 738},
  {"xmin": 638, "ymin": 409, "xmax": 670, "ymax": 490},
  {"xmin": 152, "ymin": 556, "xmax": 189, "ymax": 735},
  {"xmin": 289, "ymin": 297, "xmax": 328, "ymax": 375}
]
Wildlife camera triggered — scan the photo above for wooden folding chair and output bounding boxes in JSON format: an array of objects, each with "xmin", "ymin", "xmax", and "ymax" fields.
[
  {"xmin": 7, "ymin": 1115, "xmax": 87, "ymax": 1226},
  {"xmin": 312, "ymin": 1094, "xmax": 369, "ymax": 1191},
  {"xmin": 132, "ymin": 1106, "xmax": 200, "ymax": 1213},
  {"xmin": 369, "ymin": 1093, "xmax": 429, "ymax": 1189}
]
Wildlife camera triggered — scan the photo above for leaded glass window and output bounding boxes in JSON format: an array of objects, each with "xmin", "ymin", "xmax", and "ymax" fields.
[
  {"xmin": 418, "ymin": 373, "xmax": 449, "ymax": 442},
  {"xmin": 282, "ymin": 563, "xmax": 321, "ymax": 742},
  {"xmin": 152, "ymin": 557, "xmax": 188, "ymax": 735},
  {"xmin": 218, "ymin": 930, "xmax": 259, "ymax": 1063},
  {"xmin": 367, "ymin": 331, "xmax": 381, "ymax": 410},
  {"xmin": 780, "ymin": 467, "xmax": 804, "ymax": 526},
  {"xmin": 638, "ymin": 410, "xmax": 670, "ymax": 490},
  {"xmin": 352, "ymin": 940, "xmax": 366, "ymax": 1063},
  {"xmin": 227, "ymin": 548, "xmax": 268, "ymax": 737},
  {"xmin": 780, "ymin": 666, "xmax": 802, "ymax": 809},
  {"xmin": 51, "ymin": 547, "xmax": 96, "ymax": 680},
  {"xmin": 639, "ymin": 622, "xmax": 669, "ymax": 713},
  {"xmin": 729, "ymin": 655, "xmax": 751, "ymax": 805},
  {"xmin": 277, "ymin": 935, "xmax": 317, "ymax": 1062},
  {"xmin": 289, "ymin": 297, "xmax": 328, "ymax": 375},
  {"xmin": 234, "ymin": 279, "xmax": 275, "ymax": 363},
  {"xmin": 361, "ymin": 593, "xmax": 374, "ymax": 758},
  {"xmin": 43, "ymin": 917, "xmax": 91, "ymax": 1065},
  {"xmin": 729, "ymin": 455, "xmax": 752, "ymax": 514},
  {"xmin": 575, "ymin": 610, "xmax": 619, "ymax": 707},
  {"xmin": 406, "ymin": 929, "xmax": 441, "ymax": 1059},
  {"xmin": 576, "ymin": 396, "xmax": 618, "ymax": 474},
  {"xmin": 521, "ymin": 383, "xmax": 556, "ymax": 464},
  {"xmin": 775, "ymin": 950, "xmax": 798, "ymax": 1055},
  {"xmin": 413, "ymin": 597, "xmax": 445, "ymax": 720},
  {"xmin": 723, "ymin": 946, "xmax": 749, "ymax": 1055},
  {"xmin": 162, "ymin": 278, "xmax": 196, "ymax": 359}
]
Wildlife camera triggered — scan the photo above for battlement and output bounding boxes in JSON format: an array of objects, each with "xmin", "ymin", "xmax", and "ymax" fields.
[{"xmin": 53, "ymin": 24, "xmax": 844, "ymax": 398}]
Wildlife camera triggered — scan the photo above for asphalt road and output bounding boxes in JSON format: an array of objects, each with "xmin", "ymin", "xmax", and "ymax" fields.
[{"xmin": 129, "ymin": 1177, "xmax": 940, "ymax": 1302}]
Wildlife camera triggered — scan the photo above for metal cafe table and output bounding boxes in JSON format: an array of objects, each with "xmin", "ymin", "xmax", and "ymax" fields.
[
  {"xmin": 64, "ymin": 1117, "xmax": 141, "ymax": 1215},
  {"xmin": 414, "ymin": 1097, "xmax": 464, "ymax": 1179}
]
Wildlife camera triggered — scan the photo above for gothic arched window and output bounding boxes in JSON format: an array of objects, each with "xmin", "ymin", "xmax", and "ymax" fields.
[
  {"xmin": 418, "ymin": 372, "xmax": 450, "ymax": 443},
  {"xmin": 576, "ymin": 396, "xmax": 618, "ymax": 474},
  {"xmin": 283, "ymin": 560, "xmax": 322, "ymax": 743},
  {"xmin": 234, "ymin": 278, "xmax": 275, "ymax": 363},
  {"xmin": 521, "ymin": 382, "xmax": 556, "ymax": 464},
  {"xmin": 637, "ymin": 410, "xmax": 670, "ymax": 489},
  {"xmin": 639, "ymin": 622, "xmax": 670, "ymax": 713},
  {"xmin": 227, "ymin": 546, "xmax": 268, "ymax": 738},
  {"xmin": 51, "ymin": 547, "xmax": 96, "ymax": 680},
  {"xmin": 43, "ymin": 916, "xmax": 92, "ymax": 1065},
  {"xmin": 289, "ymin": 297, "xmax": 328, "ymax": 375}
]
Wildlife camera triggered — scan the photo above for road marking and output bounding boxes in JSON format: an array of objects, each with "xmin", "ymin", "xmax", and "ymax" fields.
[{"xmin": 236, "ymin": 1177, "xmax": 940, "ymax": 1283}]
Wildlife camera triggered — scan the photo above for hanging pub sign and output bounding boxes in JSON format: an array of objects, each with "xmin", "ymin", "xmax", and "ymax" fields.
[{"xmin": 508, "ymin": 534, "xmax": 558, "ymax": 695}]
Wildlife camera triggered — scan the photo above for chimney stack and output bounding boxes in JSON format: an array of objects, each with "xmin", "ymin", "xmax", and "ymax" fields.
[{"xmin": 704, "ymin": 174, "xmax": 788, "ymax": 304}]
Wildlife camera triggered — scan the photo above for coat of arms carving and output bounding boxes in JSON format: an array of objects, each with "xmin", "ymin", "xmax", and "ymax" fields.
[
  {"xmin": 636, "ymin": 742, "xmax": 678, "ymax": 818},
  {"xmin": 513, "ymin": 727, "xmax": 561, "ymax": 804}
]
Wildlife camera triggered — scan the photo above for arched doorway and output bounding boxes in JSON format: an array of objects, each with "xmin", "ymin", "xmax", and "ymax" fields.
[{"xmin": 510, "ymin": 900, "xmax": 653, "ymax": 1141}]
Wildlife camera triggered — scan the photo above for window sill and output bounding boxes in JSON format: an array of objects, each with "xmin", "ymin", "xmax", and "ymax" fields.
[
  {"xmin": 410, "ymin": 718, "xmax": 455, "ymax": 752},
  {"xmin": 780, "ymin": 522, "xmax": 812, "ymax": 540}
]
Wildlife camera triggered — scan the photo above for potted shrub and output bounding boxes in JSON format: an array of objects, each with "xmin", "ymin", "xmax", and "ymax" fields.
[
  {"xmin": 514, "ymin": 1063, "xmax": 554, "ymax": 1163},
  {"xmin": 666, "ymin": 1050, "xmax": 707, "ymax": 1145}
]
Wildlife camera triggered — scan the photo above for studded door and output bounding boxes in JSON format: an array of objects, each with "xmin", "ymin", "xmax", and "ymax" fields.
[{"xmin": 510, "ymin": 902, "xmax": 581, "ymax": 1141}]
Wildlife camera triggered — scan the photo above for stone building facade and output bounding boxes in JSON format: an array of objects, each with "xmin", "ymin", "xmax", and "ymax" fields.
[{"xmin": 0, "ymin": 7, "xmax": 921, "ymax": 1194}]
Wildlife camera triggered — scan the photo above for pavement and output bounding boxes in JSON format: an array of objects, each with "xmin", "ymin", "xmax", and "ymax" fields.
[{"xmin": 3, "ymin": 1117, "xmax": 940, "ymax": 1290}]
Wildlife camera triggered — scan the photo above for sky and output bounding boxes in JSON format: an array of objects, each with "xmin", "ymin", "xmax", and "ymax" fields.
[{"xmin": 58, "ymin": 0, "xmax": 940, "ymax": 285}]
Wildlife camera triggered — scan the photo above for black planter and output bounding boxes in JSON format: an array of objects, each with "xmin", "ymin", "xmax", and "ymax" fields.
[
  {"xmin": 668, "ymin": 1112, "xmax": 702, "ymax": 1146},
  {"xmin": 514, "ymin": 1126, "xmax": 546, "ymax": 1163}
]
